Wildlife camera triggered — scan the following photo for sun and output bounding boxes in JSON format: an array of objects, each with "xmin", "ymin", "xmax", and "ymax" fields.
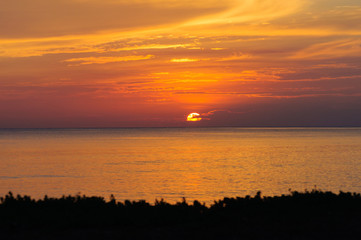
[{"xmin": 187, "ymin": 113, "xmax": 202, "ymax": 122}]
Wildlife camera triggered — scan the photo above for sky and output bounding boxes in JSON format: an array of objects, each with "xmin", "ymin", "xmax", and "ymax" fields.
[{"xmin": 1, "ymin": 0, "xmax": 361, "ymax": 127}]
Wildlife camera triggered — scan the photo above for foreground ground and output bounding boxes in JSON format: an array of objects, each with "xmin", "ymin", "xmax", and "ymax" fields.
[{"xmin": 1, "ymin": 190, "xmax": 361, "ymax": 239}]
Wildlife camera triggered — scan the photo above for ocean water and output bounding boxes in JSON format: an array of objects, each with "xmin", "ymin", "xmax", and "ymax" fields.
[{"xmin": 1, "ymin": 127, "xmax": 361, "ymax": 203}]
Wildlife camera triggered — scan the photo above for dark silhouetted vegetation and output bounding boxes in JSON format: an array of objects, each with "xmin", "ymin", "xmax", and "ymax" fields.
[{"xmin": 1, "ymin": 189, "xmax": 361, "ymax": 239}]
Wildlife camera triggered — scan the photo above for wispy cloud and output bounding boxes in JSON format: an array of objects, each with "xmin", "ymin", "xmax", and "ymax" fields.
[
  {"xmin": 184, "ymin": 0, "xmax": 305, "ymax": 26},
  {"xmin": 63, "ymin": 55, "xmax": 154, "ymax": 65},
  {"xmin": 291, "ymin": 38, "xmax": 361, "ymax": 59}
]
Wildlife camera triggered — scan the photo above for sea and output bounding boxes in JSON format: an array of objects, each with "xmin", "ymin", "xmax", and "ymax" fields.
[{"xmin": 1, "ymin": 127, "xmax": 361, "ymax": 204}]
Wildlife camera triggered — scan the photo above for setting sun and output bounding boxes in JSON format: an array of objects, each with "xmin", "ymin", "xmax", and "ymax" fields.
[{"xmin": 187, "ymin": 113, "xmax": 202, "ymax": 122}]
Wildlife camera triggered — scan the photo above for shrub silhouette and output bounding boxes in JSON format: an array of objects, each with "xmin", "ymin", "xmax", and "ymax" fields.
[{"xmin": 1, "ymin": 190, "xmax": 361, "ymax": 239}]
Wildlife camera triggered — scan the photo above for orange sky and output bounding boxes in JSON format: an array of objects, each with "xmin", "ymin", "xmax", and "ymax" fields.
[{"xmin": 1, "ymin": 0, "xmax": 361, "ymax": 127}]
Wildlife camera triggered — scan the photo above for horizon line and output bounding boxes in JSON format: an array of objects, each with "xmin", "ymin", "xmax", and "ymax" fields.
[{"xmin": 1, "ymin": 126, "xmax": 361, "ymax": 130}]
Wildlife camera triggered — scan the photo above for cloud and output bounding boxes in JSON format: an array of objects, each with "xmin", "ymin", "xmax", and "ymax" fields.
[
  {"xmin": 200, "ymin": 110, "xmax": 229, "ymax": 120},
  {"xmin": 170, "ymin": 58, "xmax": 199, "ymax": 63},
  {"xmin": 2, "ymin": 0, "xmax": 353, "ymax": 60},
  {"xmin": 63, "ymin": 55, "xmax": 154, "ymax": 65},
  {"xmin": 291, "ymin": 38, "xmax": 361, "ymax": 59},
  {"xmin": 271, "ymin": 4, "xmax": 361, "ymax": 35},
  {"xmin": 184, "ymin": 0, "xmax": 305, "ymax": 26},
  {"xmin": 75, "ymin": 0, "xmax": 226, "ymax": 8},
  {"xmin": 0, "ymin": 0, "xmax": 227, "ymax": 39}
]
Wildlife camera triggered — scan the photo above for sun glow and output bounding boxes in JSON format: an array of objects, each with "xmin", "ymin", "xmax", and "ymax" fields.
[
  {"xmin": 2, "ymin": 0, "xmax": 361, "ymax": 128},
  {"xmin": 187, "ymin": 113, "xmax": 202, "ymax": 122},
  {"xmin": 171, "ymin": 58, "xmax": 199, "ymax": 63}
]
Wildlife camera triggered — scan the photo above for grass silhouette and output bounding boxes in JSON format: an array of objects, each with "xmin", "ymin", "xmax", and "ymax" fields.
[{"xmin": 1, "ymin": 189, "xmax": 361, "ymax": 239}]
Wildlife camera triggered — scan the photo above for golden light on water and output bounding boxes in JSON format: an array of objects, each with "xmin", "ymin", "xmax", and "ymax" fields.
[
  {"xmin": 187, "ymin": 113, "xmax": 202, "ymax": 122},
  {"xmin": 2, "ymin": 128, "xmax": 361, "ymax": 204}
]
